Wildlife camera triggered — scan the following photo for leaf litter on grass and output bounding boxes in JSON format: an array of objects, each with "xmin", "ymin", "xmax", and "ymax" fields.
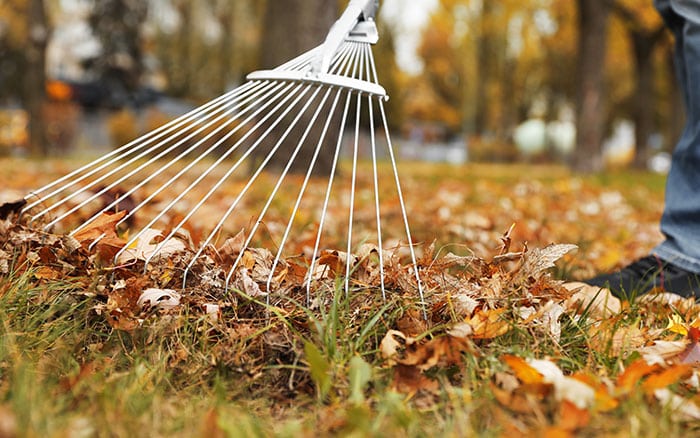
[{"xmin": 1, "ymin": 161, "xmax": 698, "ymax": 435}]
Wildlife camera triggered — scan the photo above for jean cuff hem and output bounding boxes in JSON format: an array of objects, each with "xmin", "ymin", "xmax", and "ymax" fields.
[{"xmin": 653, "ymin": 244, "xmax": 700, "ymax": 274}]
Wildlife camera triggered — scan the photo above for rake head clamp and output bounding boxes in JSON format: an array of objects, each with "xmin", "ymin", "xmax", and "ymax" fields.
[
  {"xmin": 248, "ymin": 0, "xmax": 385, "ymax": 98},
  {"xmin": 22, "ymin": 0, "xmax": 425, "ymax": 315}
]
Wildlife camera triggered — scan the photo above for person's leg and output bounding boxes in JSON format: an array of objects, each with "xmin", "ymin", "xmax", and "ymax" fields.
[
  {"xmin": 653, "ymin": 0, "xmax": 700, "ymax": 274},
  {"xmin": 585, "ymin": 0, "xmax": 700, "ymax": 298}
]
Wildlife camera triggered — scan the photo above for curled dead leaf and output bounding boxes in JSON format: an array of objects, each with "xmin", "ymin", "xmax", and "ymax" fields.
[
  {"xmin": 137, "ymin": 288, "xmax": 181, "ymax": 311},
  {"xmin": 117, "ymin": 229, "xmax": 187, "ymax": 264},
  {"xmin": 380, "ymin": 330, "xmax": 408, "ymax": 361},
  {"xmin": 563, "ymin": 282, "xmax": 621, "ymax": 318}
]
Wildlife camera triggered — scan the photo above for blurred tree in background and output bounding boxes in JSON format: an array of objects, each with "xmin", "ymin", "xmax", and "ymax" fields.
[
  {"xmin": 0, "ymin": 0, "xmax": 49, "ymax": 156},
  {"xmin": 613, "ymin": 0, "xmax": 667, "ymax": 168},
  {"xmin": 0, "ymin": 0, "xmax": 683, "ymax": 169},
  {"xmin": 86, "ymin": 0, "xmax": 148, "ymax": 107}
]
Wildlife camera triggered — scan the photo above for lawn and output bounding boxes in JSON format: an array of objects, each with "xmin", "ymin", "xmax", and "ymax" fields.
[{"xmin": 2, "ymin": 157, "xmax": 698, "ymax": 437}]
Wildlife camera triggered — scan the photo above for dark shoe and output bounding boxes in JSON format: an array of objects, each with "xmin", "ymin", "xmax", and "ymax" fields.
[{"xmin": 585, "ymin": 255, "xmax": 700, "ymax": 300}]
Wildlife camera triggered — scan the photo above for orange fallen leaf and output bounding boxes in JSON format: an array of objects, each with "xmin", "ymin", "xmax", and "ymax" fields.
[
  {"xmin": 558, "ymin": 400, "xmax": 591, "ymax": 431},
  {"xmin": 34, "ymin": 266, "xmax": 62, "ymax": 280},
  {"xmin": 617, "ymin": 359, "xmax": 662, "ymax": 392},
  {"xmin": 502, "ymin": 355, "xmax": 544, "ymax": 385},
  {"xmin": 468, "ymin": 308, "xmax": 511, "ymax": 339},
  {"xmin": 642, "ymin": 364, "xmax": 693, "ymax": 394},
  {"xmin": 491, "ymin": 382, "xmax": 550, "ymax": 414},
  {"xmin": 542, "ymin": 426, "xmax": 574, "ymax": 438}
]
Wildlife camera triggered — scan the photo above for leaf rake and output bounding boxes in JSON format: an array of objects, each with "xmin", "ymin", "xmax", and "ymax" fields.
[{"xmin": 22, "ymin": 0, "xmax": 425, "ymax": 309}]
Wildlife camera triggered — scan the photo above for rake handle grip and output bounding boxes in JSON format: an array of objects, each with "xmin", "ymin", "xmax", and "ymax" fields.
[{"xmin": 312, "ymin": 0, "xmax": 379, "ymax": 75}]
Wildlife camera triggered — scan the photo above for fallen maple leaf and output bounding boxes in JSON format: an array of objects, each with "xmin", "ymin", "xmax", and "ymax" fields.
[{"xmin": 217, "ymin": 229, "xmax": 246, "ymax": 260}]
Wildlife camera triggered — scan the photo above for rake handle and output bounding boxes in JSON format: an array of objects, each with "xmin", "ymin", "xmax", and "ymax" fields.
[{"xmin": 312, "ymin": 0, "xmax": 379, "ymax": 75}]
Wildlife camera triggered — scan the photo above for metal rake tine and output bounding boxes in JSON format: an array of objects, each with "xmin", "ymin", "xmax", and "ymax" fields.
[
  {"xmin": 303, "ymin": 42, "xmax": 363, "ymax": 301},
  {"xmin": 265, "ymin": 88, "xmax": 344, "ymax": 300},
  {"xmin": 23, "ymin": 82, "xmax": 260, "ymax": 213},
  {"xmin": 33, "ymin": 81, "xmax": 274, "ymax": 227},
  {"xmin": 67, "ymin": 81, "xmax": 288, "ymax": 235},
  {"xmin": 359, "ymin": 42, "xmax": 387, "ymax": 300},
  {"xmin": 176, "ymin": 82, "xmax": 322, "ymax": 283},
  {"xmin": 367, "ymin": 44, "xmax": 425, "ymax": 312},
  {"xmin": 262, "ymin": 41, "xmax": 359, "ymax": 297},
  {"xmin": 121, "ymin": 81, "xmax": 309, "ymax": 268},
  {"xmin": 344, "ymin": 91, "xmax": 362, "ymax": 297},
  {"xmin": 343, "ymin": 41, "xmax": 368, "ymax": 296},
  {"xmin": 378, "ymin": 99, "xmax": 426, "ymax": 318},
  {"xmin": 305, "ymin": 90, "xmax": 353, "ymax": 304},
  {"xmin": 368, "ymin": 95, "xmax": 386, "ymax": 300},
  {"xmin": 103, "ymin": 81, "xmax": 290, "ymax": 231},
  {"xmin": 223, "ymin": 85, "xmax": 332, "ymax": 292}
]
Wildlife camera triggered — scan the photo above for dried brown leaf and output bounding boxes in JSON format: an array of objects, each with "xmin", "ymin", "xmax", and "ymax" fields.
[{"xmin": 73, "ymin": 211, "xmax": 127, "ymax": 243}]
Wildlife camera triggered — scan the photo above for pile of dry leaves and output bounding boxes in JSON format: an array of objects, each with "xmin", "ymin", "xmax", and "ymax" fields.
[{"xmin": 2, "ymin": 200, "xmax": 700, "ymax": 434}]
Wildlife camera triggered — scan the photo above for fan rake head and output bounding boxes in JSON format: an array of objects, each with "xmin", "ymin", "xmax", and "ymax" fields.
[{"xmin": 22, "ymin": 0, "xmax": 425, "ymax": 309}]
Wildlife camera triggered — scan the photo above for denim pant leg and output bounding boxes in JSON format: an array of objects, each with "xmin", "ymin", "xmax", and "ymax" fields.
[{"xmin": 653, "ymin": 0, "xmax": 700, "ymax": 273}]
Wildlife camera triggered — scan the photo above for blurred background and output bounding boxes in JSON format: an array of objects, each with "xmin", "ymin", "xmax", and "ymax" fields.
[{"xmin": 0, "ymin": 0, "xmax": 680, "ymax": 173}]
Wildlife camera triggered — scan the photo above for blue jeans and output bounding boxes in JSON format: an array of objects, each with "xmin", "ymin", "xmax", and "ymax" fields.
[{"xmin": 653, "ymin": 0, "xmax": 700, "ymax": 273}]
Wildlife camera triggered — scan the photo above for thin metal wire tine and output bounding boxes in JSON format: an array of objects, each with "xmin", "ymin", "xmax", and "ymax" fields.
[
  {"xmin": 30, "ymin": 81, "xmax": 274, "ymax": 225},
  {"xmin": 277, "ymin": 45, "xmax": 319, "ymax": 70},
  {"xmin": 303, "ymin": 41, "xmax": 362, "ymax": 300},
  {"xmin": 365, "ymin": 43, "xmax": 424, "ymax": 311},
  {"xmin": 87, "ymin": 233, "xmax": 107, "ymax": 252},
  {"xmin": 120, "ymin": 82, "xmax": 309, "ymax": 268},
  {"xmin": 361, "ymin": 43, "xmax": 386, "ymax": 299},
  {"xmin": 378, "ymin": 99, "xmax": 426, "ymax": 319},
  {"xmin": 74, "ymin": 81, "xmax": 292, "ymax": 234},
  {"xmin": 178, "ymin": 83, "xmax": 320, "ymax": 285},
  {"xmin": 24, "ymin": 81, "xmax": 261, "ymax": 212},
  {"xmin": 265, "ymin": 88, "xmax": 343, "ymax": 299},
  {"xmin": 279, "ymin": 41, "xmax": 347, "ymax": 73},
  {"xmin": 68, "ymin": 82, "xmax": 287, "ymax": 235},
  {"xmin": 368, "ymin": 95, "xmax": 386, "ymax": 300},
  {"xmin": 344, "ymin": 91, "xmax": 362, "ymax": 296},
  {"xmin": 223, "ymin": 85, "xmax": 331, "ymax": 291},
  {"xmin": 329, "ymin": 42, "xmax": 356, "ymax": 73},
  {"xmin": 342, "ymin": 40, "xmax": 367, "ymax": 296},
  {"xmin": 305, "ymin": 90, "xmax": 353, "ymax": 304}
]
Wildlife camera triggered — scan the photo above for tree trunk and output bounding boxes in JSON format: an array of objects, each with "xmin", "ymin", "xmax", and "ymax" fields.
[
  {"xmin": 572, "ymin": 0, "xmax": 610, "ymax": 172},
  {"xmin": 258, "ymin": 0, "xmax": 338, "ymax": 176},
  {"xmin": 25, "ymin": 0, "xmax": 49, "ymax": 157},
  {"xmin": 474, "ymin": 1, "xmax": 495, "ymax": 137}
]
